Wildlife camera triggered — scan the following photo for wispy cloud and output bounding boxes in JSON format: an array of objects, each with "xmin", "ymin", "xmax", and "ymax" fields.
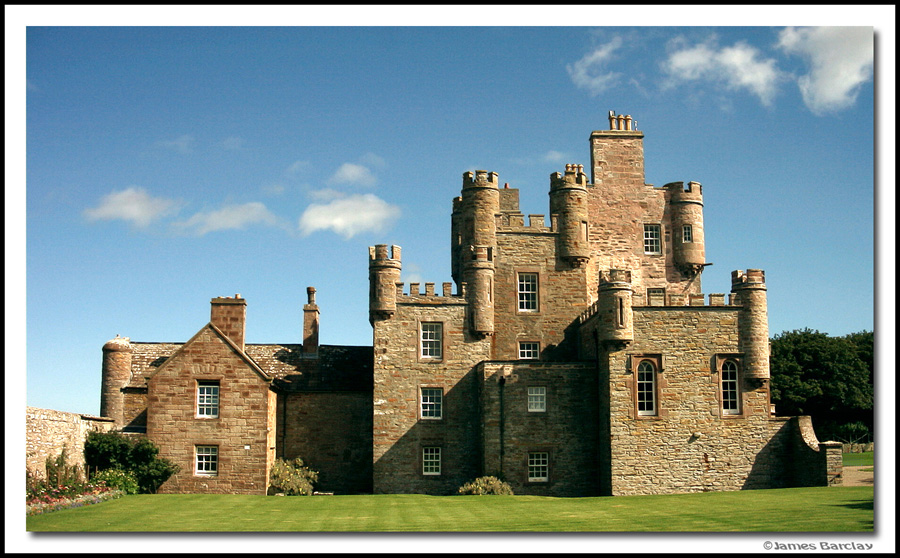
[
  {"xmin": 285, "ymin": 160, "xmax": 311, "ymax": 177},
  {"xmin": 662, "ymin": 37, "xmax": 782, "ymax": 106},
  {"xmin": 543, "ymin": 150, "xmax": 568, "ymax": 163},
  {"xmin": 299, "ymin": 193, "xmax": 400, "ymax": 239},
  {"xmin": 83, "ymin": 187, "xmax": 181, "ymax": 228},
  {"xmin": 155, "ymin": 134, "xmax": 195, "ymax": 154},
  {"xmin": 777, "ymin": 26, "xmax": 873, "ymax": 115},
  {"xmin": 327, "ymin": 162, "xmax": 377, "ymax": 187},
  {"xmin": 174, "ymin": 202, "xmax": 284, "ymax": 236},
  {"xmin": 567, "ymin": 37, "xmax": 623, "ymax": 96}
]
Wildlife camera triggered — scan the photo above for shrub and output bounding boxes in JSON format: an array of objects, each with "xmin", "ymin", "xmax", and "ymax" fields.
[
  {"xmin": 91, "ymin": 468, "xmax": 140, "ymax": 494},
  {"xmin": 268, "ymin": 457, "xmax": 318, "ymax": 496},
  {"xmin": 45, "ymin": 446, "xmax": 84, "ymax": 488},
  {"xmin": 457, "ymin": 476, "xmax": 514, "ymax": 495},
  {"xmin": 84, "ymin": 431, "xmax": 179, "ymax": 493}
]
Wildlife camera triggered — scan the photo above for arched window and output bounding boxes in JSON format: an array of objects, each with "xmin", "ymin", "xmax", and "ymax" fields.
[
  {"xmin": 636, "ymin": 360, "xmax": 657, "ymax": 416},
  {"xmin": 721, "ymin": 360, "xmax": 740, "ymax": 415}
]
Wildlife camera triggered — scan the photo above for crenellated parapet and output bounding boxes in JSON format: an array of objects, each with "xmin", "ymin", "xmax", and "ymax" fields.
[{"xmin": 550, "ymin": 163, "xmax": 590, "ymax": 267}]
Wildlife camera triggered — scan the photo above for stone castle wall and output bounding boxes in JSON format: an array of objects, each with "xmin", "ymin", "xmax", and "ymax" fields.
[{"xmin": 26, "ymin": 407, "xmax": 115, "ymax": 476}]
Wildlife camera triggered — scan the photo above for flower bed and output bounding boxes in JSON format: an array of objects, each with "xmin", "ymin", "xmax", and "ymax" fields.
[{"xmin": 26, "ymin": 484, "xmax": 124, "ymax": 516}]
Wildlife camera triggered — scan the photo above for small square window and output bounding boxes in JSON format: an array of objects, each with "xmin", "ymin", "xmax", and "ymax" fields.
[
  {"xmin": 420, "ymin": 387, "xmax": 443, "ymax": 420},
  {"xmin": 644, "ymin": 224, "xmax": 661, "ymax": 254},
  {"xmin": 420, "ymin": 322, "xmax": 443, "ymax": 359},
  {"xmin": 518, "ymin": 342, "xmax": 540, "ymax": 360},
  {"xmin": 423, "ymin": 447, "xmax": 441, "ymax": 475},
  {"xmin": 528, "ymin": 452, "xmax": 549, "ymax": 482},
  {"xmin": 528, "ymin": 387, "xmax": 546, "ymax": 413},
  {"xmin": 197, "ymin": 381, "xmax": 219, "ymax": 418},
  {"xmin": 195, "ymin": 445, "xmax": 218, "ymax": 476}
]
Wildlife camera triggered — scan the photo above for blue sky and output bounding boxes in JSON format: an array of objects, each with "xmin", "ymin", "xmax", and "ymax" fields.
[
  {"xmin": 13, "ymin": 9, "xmax": 892, "ymax": 414},
  {"xmin": 7, "ymin": 4, "xmax": 896, "ymax": 551}
]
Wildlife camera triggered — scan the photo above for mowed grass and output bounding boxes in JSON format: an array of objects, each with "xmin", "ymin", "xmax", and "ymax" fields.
[
  {"xmin": 843, "ymin": 451, "xmax": 874, "ymax": 467},
  {"xmin": 27, "ymin": 486, "xmax": 873, "ymax": 532}
]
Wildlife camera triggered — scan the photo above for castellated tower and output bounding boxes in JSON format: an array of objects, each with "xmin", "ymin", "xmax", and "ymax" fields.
[
  {"xmin": 368, "ymin": 244, "xmax": 402, "ymax": 324},
  {"xmin": 667, "ymin": 181, "xmax": 706, "ymax": 275},
  {"xmin": 455, "ymin": 170, "xmax": 499, "ymax": 337},
  {"xmin": 549, "ymin": 164, "xmax": 590, "ymax": 268},
  {"xmin": 594, "ymin": 269, "xmax": 634, "ymax": 347},
  {"xmin": 731, "ymin": 269, "xmax": 770, "ymax": 380},
  {"xmin": 100, "ymin": 335, "xmax": 132, "ymax": 427}
]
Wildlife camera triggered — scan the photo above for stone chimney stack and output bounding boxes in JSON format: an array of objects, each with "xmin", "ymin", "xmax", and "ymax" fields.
[
  {"xmin": 210, "ymin": 294, "xmax": 246, "ymax": 352},
  {"xmin": 303, "ymin": 286, "xmax": 320, "ymax": 355}
]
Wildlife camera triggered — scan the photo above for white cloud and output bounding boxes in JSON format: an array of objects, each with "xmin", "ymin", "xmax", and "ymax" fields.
[
  {"xmin": 328, "ymin": 163, "xmax": 377, "ymax": 187},
  {"xmin": 155, "ymin": 134, "xmax": 194, "ymax": 154},
  {"xmin": 662, "ymin": 38, "xmax": 782, "ymax": 106},
  {"xmin": 778, "ymin": 26, "xmax": 874, "ymax": 115},
  {"xmin": 299, "ymin": 193, "xmax": 401, "ymax": 239},
  {"xmin": 83, "ymin": 187, "xmax": 180, "ymax": 228},
  {"xmin": 567, "ymin": 37, "xmax": 624, "ymax": 96},
  {"xmin": 175, "ymin": 202, "xmax": 283, "ymax": 236}
]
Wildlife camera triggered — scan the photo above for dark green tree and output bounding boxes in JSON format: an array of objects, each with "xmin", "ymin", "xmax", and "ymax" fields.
[
  {"xmin": 84, "ymin": 431, "xmax": 179, "ymax": 493},
  {"xmin": 769, "ymin": 329, "xmax": 874, "ymax": 442}
]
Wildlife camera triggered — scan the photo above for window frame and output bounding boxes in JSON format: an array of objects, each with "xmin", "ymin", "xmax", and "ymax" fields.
[
  {"xmin": 643, "ymin": 223, "xmax": 662, "ymax": 255},
  {"xmin": 419, "ymin": 321, "xmax": 443, "ymax": 361},
  {"xmin": 631, "ymin": 355, "xmax": 662, "ymax": 417},
  {"xmin": 195, "ymin": 445, "xmax": 218, "ymax": 476},
  {"xmin": 527, "ymin": 386, "xmax": 547, "ymax": 413},
  {"xmin": 517, "ymin": 272, "xmax": 540, "ymax": 312},
  {"xmin": 527, "ymin": 451, "xmax": 550, "ymax": 483},
  {"xmin": 518, "ymin": 341, "xmax": 540, "ymax": 360},
  {"xmin": 682, "ymin": 224, "xmax": 694, "ymax": 243},
  {"xmin": 419, "ymin": 387, "xmax": 443, "ymax": 420},
  {"xmin": 422, "ymin": 446, "xmax": 441, "ymax": 476},
  {"xmin": 715, "ymin": 355, "xmax": 744, "ymax": 417},
  {"xmin": 196, "ymin": 380, "xmax": 220, "ymax": 419}
]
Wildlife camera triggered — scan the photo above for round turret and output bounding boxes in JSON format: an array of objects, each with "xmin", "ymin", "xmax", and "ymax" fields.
[
  {"xmin": 368, "ymin": 244, "xmax": 402, "ymax": 323},
  {"xmin": 100, "ymin": 335, "xmax": 132, "ymax": 427},
  {"xmin": 731, "ymin": 269, "xmax": 769, "ymax": 380},
  {"xmin": 459, "ymin": 171, "xmax": 499, "ymax": 337},
  {"xmin": 550, "ymin": 164, "xmax": 590, "ymax": 267},
  {"xmin": 595, "ymin": 269, "xmax": 633, "ymax": 347},
  {"xmin": 667, "ymin": 181, "xmax": 706, "ymax": 273}
]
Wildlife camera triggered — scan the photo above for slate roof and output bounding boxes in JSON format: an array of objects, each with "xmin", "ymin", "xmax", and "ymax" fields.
[{"xmin": 128, "ymin": 342, "xmax": 373, "ymax": 393}]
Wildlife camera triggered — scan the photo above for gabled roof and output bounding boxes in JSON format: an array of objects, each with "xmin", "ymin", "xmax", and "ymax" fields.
[{"xmin": 144, "ymin": 322, "xmax": 272, "ymax": 383}]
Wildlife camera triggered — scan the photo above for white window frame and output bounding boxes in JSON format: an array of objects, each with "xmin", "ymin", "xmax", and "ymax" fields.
[
  {"xmin": 422, "ymin": 447, "xmax": 441, "ymax": 476},
  {"xmin": 420, "ymin": 387, "xmax": 443, "ymax": 420},
  {"xmin": 196, "ymin": 381, "xmax": 220, "ymax": 418},
  {"xmin": 518, "ymin": 273, "xmax": 539, "ymax": 312},
  {"xmin": 518, "ymin": 341, "xmax": 540, "ymax": 360},
  {"xmin": 527, "ymin": 386, "xmax": 547, "ymax": 413},
  {"xmin": 721, "ymin": 360, "xmax": 741, "ymax": 415},
  {"xmin": 420, "ymin": 322, "xmax": 443, "ymax": 360},
  {"xmin": 643, "ymin": 224, "xmax": 662, "ymax": 254},
  {"xmin": 682, "ymin": 224, "xmax": 693, "ymax": 243},
  {"xmin": 636, "ymin": 360, "xmax": 657, "ymax": 416},
  {"xmin": 527, "ymin": 452, "xmax": 549, "ymax": 482},
  {"xmin": 195, "ymin": 445, "xmax": 218, "ymax": 476}
]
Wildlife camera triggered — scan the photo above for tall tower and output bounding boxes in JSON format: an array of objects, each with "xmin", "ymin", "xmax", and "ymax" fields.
[
  {"xmin": 731, "ymin": 269, "xmax": 769, "ymax": 381},
  {"xmin": 668, "ymin": 181, "xmax": 706, "ymax": 275},
  {"xmin": 550, "ymin": 164, "xmax": 590, "ymax": 268},
  {"xmin": 100, "ymin": 335, "xmax": 132, "ymax": 428},
  {"xmin": 458, "ymin": 170, "xmax": 499, "ymax": 337}
]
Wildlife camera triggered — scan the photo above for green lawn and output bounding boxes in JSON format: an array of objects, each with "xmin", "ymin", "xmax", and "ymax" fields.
[
  {"xmin": 843, "ymin": 451, "xmax": 874, "ymax": 467},
  {"xmin": 27, "ymin": 486, "xmax": 873, "ymax": 532}
]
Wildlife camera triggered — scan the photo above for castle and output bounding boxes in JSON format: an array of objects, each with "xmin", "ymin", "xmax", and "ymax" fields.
[{"xmin": 99, "ymin": 112, "xmax": 841, "ymax": 496}]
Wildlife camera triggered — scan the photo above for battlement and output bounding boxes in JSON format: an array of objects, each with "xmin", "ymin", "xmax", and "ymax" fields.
[
  {"xmin": 731, "ymin": 269, "xmax": 766, "ymax": 288},
  {"xmin": 462, "ymin": 170, "xmax": 500, "ymax": 189},
  {"xmin": 579, "ymin": 292, "xmax": 739, "ymax": 324},
  {"xmin": 666, "ymin": 181, "xmax": 703, "ymax": 203},
  {"xmin": 600, "ymin": 269, "xmax": 632, "ymax": 285},
  {"xmin": 369, "ymin": 244, "xmax": 401, "ymax": 263},
  {"xmin": 394, "ymin": 281, "xmax": 466, "ymax": 304},
  {"xmin": 550, "ymin": 164, "xmax": 589, "ymax": 189}
]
